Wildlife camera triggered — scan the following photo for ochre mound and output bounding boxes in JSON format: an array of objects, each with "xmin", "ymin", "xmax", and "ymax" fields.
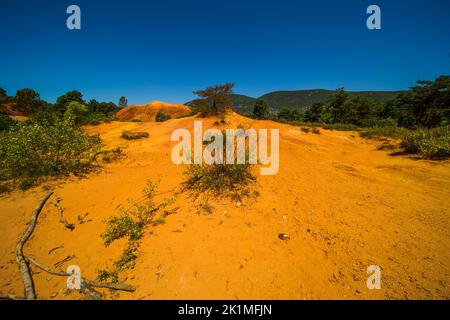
[{"xmin": 116, "ymin": 100, "xmax": 192, "ymax": 122}]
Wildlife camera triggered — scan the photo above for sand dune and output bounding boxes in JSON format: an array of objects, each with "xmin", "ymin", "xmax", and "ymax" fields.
[
  {"xmin": 116, "ymin": 100, "xmax": 192, "ymax": 122},
  {"xmin": 0, "ymin": 112, "xmax": 449, "ymax": 299}
]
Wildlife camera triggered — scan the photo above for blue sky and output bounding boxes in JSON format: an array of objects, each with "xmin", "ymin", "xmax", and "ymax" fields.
[{"xmin": 0, "ymin": 0, "xmax": 449, "ymax": 105}]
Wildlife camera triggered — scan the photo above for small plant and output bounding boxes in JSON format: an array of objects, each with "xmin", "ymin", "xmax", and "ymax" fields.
[
  {"xmin": 99, "ymin": 179, "xmax": 175, "ymax": 282},
  {"xmin": 101, "ymin": 214, "xmax": 144, "ymax": 247},
  {"xmin": 360, "ymin": 126, "xmax": 410, "ymax": 139},
  {"xmin": 113, "ymin": 241, "xmax": 139, "ymax": 271},
  {"xmin": 121, "ymin": 131, "xmax": 149, "ymax": 140},
  {"xmin": 301, "ymin": 127, "xmax": 310, "ymax": 133},
  {"xmin": 155, "ymin": 111, "xmax": 170, "ymax": 122},
  {"xmin": 183, "ymin": 162, "xmax": 255, "ymax": 200},
  {"xmin": 311, "ymin": 127, "xmax": 320, "ymax": 134}
]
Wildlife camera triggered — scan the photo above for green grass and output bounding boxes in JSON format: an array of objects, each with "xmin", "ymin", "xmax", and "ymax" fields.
[{"xmin": 360, "ymin": 126, "xmax": 410, "ymax": 139}]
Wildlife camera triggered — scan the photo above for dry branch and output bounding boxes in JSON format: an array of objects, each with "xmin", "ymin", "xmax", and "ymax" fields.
[
  {"xmin": 54, "ymin": 198, "xmax": 75, "ymax": 231},
  {"xmin": 15, "ymin": 191, "xmax": 54, "ymax": 300},
  {"xmin": 26, "ymin": 256, "xmax": 136, "ymax": 292}
]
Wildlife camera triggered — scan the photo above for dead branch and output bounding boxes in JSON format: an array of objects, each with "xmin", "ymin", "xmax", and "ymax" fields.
[
  {"xmin": 54, "ymin": 198, "xmax": 75, "ymax": 231},
  {"xmin": 53, "ymin": 255, "xmax": 75, "ymax": 268},
  {"xmin": 26, "ymin": 256, "xmax": 136, "ymax": 292},
  {"xmin": 15, "ymin": 191, "xmax": 54, "ymax": 300},
  {"xmin": 48, "ymin": 244, "xmax": 64, "ymax": 255}
]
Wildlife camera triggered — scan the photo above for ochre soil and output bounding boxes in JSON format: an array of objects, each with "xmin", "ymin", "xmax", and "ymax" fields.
[
  {"xmin": 0, "ymin": 112, "xmax": 449, "ymax": 299},
  {"xmin": 116, "ymin": 100, "xmax": 192, "ymax": 122}
]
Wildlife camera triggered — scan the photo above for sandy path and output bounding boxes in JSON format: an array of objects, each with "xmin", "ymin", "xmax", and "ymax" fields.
[{"xmin": 0, "ymin": 113, "xmax": 449, "ymax": 299}]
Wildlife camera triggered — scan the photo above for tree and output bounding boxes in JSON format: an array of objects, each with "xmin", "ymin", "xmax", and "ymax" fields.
[
  {"xmin": 253, "ymin": 99, "xmax": 268, "ymax": 119},
  {"xmin": 15, "ymin": 88, "xmax": 43, "ymax": 114},
  {"xmin": 192, "ymin": 83, "xmax": 234, "ymax": 115},
  {"xmin": 88, "ymin": 99, "xmax": 118, "ymax": 116},
  {"xmin": 64, "ymin": 101, "xmax": 88, "ymax": 125},
  {"xmin": 56, "ymin": 90, "xmax": 84, "ymax": 113},
  {"xmin": 327, "ymin": 88, "xmax": 349, "ymax": 124},
  {"xmin": 304, "ymin": 102, "xmax": 324, "ymax": 122},
  {"xmin": 119, "ymin": 96, "xmax": 128, "ymax": 108},
  {"xmin": 0, "ymin": 87, "xmax": 9, "ymax": 106}
]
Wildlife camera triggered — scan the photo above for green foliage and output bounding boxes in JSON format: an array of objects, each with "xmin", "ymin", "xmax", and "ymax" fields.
[
  {"xmin": 183, "ymin": 162, "xmax": 255, "ymax": 200},
  {"xmin": 401, "ymin": 126, "xmax": 450, "ymax": 159},
  {"xmin": 155, "ymin": 111, "xmax": 170, "ymax": 122},
  {"xmin": 0, "ymin": 118, "xmax": 101, "ymax": 180},
  {"xmin": 360, "ymin": 126, "xmax": 410, "ymax": 139},
  {"xmin": 118, "ymin": 96, "xmax": 128, "ymax": 109},
  {"xmin": 101, "ymin": 214, "xmax": 144, "ymax": 247},
  {"xmin": 64, "ymin": 101, "xmax": 89, "ymax": 125},
  {"xmin": 99, "ymin": 180, "xmax": 174, "ymax": 282},
  {"xmin": 113, "ymin": 241, "xmax": 139, "ymax": 271},
  {"xmin": 253, "ymin": 99, "xmax": 268, "ymax": 119},
  {"xmin": 278, "ymin": 108, "xmax": 301, "ymax": 122},
  {"xmin": 383, "ymin": 76, "xmax": 450, "ymax": 128},
  {"xmin": 55, "ymin": 90, "xmax": 84, "ymax": 113},
  {"xmin": 121, "ymin": 131, "xmax": 149, "ymax": 140},
  {"xmin": 317, "ymin": 123, "xmax": 360, "ymax": 131},
  {"xmin": 192, "ymin": 83, "xmax": 234, "ymax": 116},
  {"xmin": 15, "ymin": 88, "xmax": 43, "ymax": 115},
  {"xmin": 0, "ymin": 114, "xmax": 17, "ymax": 131},
  {"xmin": 87, "ymin": 99, "xmax": 118, "ymax": 116}
]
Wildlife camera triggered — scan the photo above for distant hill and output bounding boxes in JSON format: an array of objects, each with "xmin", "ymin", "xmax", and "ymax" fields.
[
  {"xmin": 229, "ymin": 89, "xmax": 404, "ymax": 115},
  {"xmin": 117, "ymin": 101, "xmax": 192, "ymax": 122}
]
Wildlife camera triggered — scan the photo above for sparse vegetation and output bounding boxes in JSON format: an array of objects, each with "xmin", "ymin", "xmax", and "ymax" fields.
[
  {"xmin": 121, "ymin": 131, "xmax": 149, "ymax": 140},
  {"xmin": 401, "ymin": 126, "xmax": 450, "ymax": 159},
  {"xmin": 0, "ymin": 117, "xmax": 101, "ymax": 183},
  {"xmin": 183, "ymin": 162, "xmax": 255, "ymax": 201},
  {"xmin": 360, "ymin": 126, "xmax": 410, "ymax": 139},
  {"xmin": 99, "ymin": 179, "xmax": 175, "ymax": 282},
  {"xmin": 155, "ymin": 111, "xmax": 170, "ymax": 122}
]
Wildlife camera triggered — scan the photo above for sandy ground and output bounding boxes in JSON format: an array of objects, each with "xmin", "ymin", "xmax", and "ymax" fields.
[{"xmin": 0, "ymin": 112, "xmax": 449, "ymax": 300}]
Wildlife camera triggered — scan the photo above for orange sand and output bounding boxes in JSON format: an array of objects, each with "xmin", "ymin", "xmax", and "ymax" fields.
[
  {"xmin": 0, "ymin": 112, "xmax": 449, "ymax": 300},
  {"xmin": 116, "ymin": 100, "xmax": 191, "ymax": 122}
]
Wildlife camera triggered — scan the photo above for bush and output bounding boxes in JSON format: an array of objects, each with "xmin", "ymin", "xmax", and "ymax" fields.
[
  {"xmin": 0, "ymin": 115, "xmax": 17, "ymax": 131},
  {"xmin": 155, "ymin": 111, "xmax": 170, "ymax": 122},
  {"xmin": 0, "ymin": 119, "xmax": 101, "ymax": 180},
  {"xmin": 121, "ymin": 131, "xmax": 149, "ymax": 140},
  {"xmin": 401, "ymin": 126, "xmax": 450, "ymax": 159},
  {"xmin": 360, "ymin": 126, "xmax": 410, "ymax": 139},
  {"xmin": 183, "ymin": 162, "xmax": 255, "ymax": 200}
]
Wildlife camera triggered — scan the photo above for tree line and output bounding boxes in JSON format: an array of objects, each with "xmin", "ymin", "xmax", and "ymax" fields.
[
  {"xmin": 0, "ymin": 87, "xmax": 129, "ymax": 128},
  {"xmin": 252, "ymin": 75, "xmax": 449, "ymax": 129}
]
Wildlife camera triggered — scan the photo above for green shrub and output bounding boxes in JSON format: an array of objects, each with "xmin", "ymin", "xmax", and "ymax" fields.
[
  {"xmin": 401, "ymin": 126, "xmax": 450, "ymax": 159},
  {"xmin": 114, "ymin": 241, "xmax": 139, "ymax": 271},
  {"xmin": 0, "ymin": 119, "xmax": 101, "ymax": 180},
  {"xmin": 183, "ymin": 162, "xmax": 255, "ymax": 200},
  {"xmin": 155, "ymin": 111, "xmax": 170, "ymax": 122},
  {"xmin": 318, "ymin": 123, "xmax": 359, "ymax": 131},
  {"xmin": 121, "ymin": 131, "xmax": 149, "ymax": 140},
  {"xmin": 0, "ymin": 115, "xmax": 17, "ymax": 131},
  {"xmin": 101, "ymin": 214, "xmax": 144, "ymax": 247},
  {"xmin": 360, "ymin": 126, "xmax": 410, "ymax": 139}
]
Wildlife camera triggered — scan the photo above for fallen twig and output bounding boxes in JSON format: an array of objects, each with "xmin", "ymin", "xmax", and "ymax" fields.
[
  {"xmin": 26, "ymin": 256, "xmax": 136, "ymax": 292},
  {"xmin": 53, "ymin": 255, "xmax": 75, "ymax": 268},
  {"xmin": 15, "ymin": 191, "xmax": 54, "ymax": 300},
  {"xmin": 54, "ymin": 198, "xmax": 75, "ymax": 231},
  {"xmin": 48, "ymin": 244, "xmax": 64, "ymax": 255}
]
